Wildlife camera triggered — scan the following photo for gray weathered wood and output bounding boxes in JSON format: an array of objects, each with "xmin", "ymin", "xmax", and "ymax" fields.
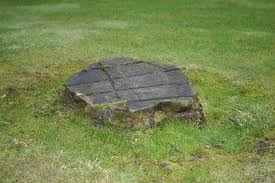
[{"xmin": 66, "ymin": 58, "xmax": 197, "ymax": 112}]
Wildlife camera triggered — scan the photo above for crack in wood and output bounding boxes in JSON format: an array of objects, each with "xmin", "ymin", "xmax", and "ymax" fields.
[
  {"xmin": 67, "ymin": 68, "xmax": 181, "ymax": 87},
  {"xmin": 98, "ymin": 62, "xmax": 121, "ymax": 100},
  {"xmin": 84, "ymin": 82, "xmax": 188, "ymax": 96},
  {"xmin": 128, "ymin": 95, "xmax": 193, "ymax": 103}
]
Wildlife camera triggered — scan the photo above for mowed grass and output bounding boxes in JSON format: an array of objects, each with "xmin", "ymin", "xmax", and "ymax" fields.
[{"xmin": 0, "ymin": 0, "xmax": 274, "ymax": 182}]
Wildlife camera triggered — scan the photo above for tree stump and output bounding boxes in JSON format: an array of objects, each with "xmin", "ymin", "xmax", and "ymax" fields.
[{"xmin": 66, "ymin": 58, "xmax": 204, "ymax": 126}]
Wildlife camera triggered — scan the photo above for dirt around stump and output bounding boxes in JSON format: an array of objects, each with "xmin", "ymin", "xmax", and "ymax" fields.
[{"xmin": 66, "ymin": 58, "xmax": 205, "ymax": 126}]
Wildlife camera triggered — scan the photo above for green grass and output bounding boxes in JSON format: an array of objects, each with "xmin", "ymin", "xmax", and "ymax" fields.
[{"xmin": 0, "ymin": 0, "xmax": 274, "ymax": 182}]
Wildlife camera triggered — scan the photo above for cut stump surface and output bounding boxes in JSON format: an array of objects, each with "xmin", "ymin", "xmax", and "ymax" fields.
[{"xmin": 66, "ymin": 58, "xmax": 204, "ymax": 123}]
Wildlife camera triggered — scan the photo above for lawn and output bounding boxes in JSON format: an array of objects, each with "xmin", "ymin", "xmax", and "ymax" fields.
[{"xmin": 0, "ymin": 0, "xmax": 274, "ymax": 182}]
